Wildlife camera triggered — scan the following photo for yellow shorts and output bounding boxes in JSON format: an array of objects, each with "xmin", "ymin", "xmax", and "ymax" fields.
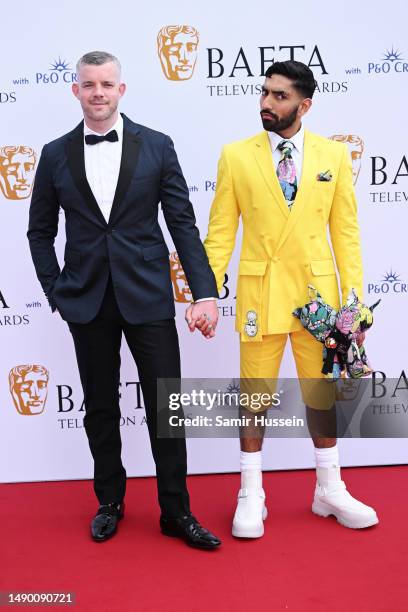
[{"xmin": 240, "ymin": 329, "xmax": 335, "ymax": 412}]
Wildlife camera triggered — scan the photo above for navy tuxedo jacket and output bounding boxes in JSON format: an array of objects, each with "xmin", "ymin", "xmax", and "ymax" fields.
[{"xmin": 27, "ymin": 114, "xmax": 217, "ymax": 324}]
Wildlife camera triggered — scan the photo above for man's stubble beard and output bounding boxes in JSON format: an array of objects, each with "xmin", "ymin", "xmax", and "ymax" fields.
[{"xmin": 85, "ymin": 102, "xmax": 118, "ymax": 123}]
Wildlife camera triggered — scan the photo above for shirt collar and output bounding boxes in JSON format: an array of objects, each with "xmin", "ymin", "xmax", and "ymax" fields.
[
  {"xmin": 83, "ymin": 113, "xmax": 123, "ymax": 140},
  {"xmin": 268, "ymin": 124, "xmax": 304, "ymax": 154}
]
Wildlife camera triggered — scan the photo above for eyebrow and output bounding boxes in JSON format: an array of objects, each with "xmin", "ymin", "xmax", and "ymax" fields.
[
  {"xmin": 262, "ymin": 86, "xmax": 290, "ymax": 96},
  {"xmin": 81, "ymin": 80, "xmax": 116, "ymax": 86}
]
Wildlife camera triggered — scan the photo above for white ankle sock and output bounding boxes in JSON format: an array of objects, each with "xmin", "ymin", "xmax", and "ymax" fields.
[
  {"xmin": 314, "ymin": 445, "xmax": 340, "ymax": 469},
  {"xmin": 240, "ymin": 451, "xmax": 262, "ymax": 490}
]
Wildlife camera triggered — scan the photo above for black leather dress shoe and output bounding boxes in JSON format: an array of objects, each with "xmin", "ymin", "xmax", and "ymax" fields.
[
  {"xmin": 160, "ymin": 514, "xmax": 221, "ymax": 549},
  {"xmin": 91, "ymin": 502, "xmax": 125, "ymax": 542}
]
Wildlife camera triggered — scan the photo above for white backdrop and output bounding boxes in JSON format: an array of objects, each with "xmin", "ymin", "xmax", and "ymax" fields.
[{"xmin": 1, "ymin": 0, "xmax": 408, "ymax": 483}]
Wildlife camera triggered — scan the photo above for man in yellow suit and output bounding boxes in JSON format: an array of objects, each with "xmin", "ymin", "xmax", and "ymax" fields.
[{"xmin": 201, "ymin": 61, "xmax": 378, "ymax": 537}]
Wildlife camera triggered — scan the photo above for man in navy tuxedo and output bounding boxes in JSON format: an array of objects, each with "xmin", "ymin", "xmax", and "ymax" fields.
[{"xmin": 27, "ymin": 51, "xmax": 220, "ymax": 548}]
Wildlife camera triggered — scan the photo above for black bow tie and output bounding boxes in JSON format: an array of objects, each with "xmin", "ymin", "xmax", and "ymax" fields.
[{"xmin": 85, "ymin": 130, "xmax": 119, "ymax": 145}]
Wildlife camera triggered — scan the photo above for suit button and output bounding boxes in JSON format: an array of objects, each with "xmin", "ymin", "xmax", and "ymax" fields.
[
  {"xmin": 272, "ymin": 256, "xmax": 279, "ymax": 262},
  {"xmin": 310, "ymin": 234, "xmax": 316, "ymax": 239}
]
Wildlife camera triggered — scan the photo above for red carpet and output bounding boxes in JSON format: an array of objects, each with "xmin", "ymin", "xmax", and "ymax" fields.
[{"xmin": 1, "ymin": 467, "xmax": 406, "ymax": 611}]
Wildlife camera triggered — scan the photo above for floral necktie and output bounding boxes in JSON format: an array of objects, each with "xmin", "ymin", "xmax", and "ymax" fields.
[{"xmin": 276, "ymin": 140, "xmax": 297, "ymax": 210}]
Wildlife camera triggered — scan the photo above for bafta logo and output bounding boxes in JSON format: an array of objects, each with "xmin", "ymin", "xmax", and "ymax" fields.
[
  {"xmin": 329, "ymin": 135, "xmax": 364, "ymax": 185},
  {"xmin": 169, "ymin": 251, "xmax": 192, "ymax": 303},
  {"xmin": 9, "ymin": 364, "xmax": 49, "ymax": 415},
  {"xmin": 0, "ymin": 146, "xmax": 37, "ymax": 200},
  {"xmin": 157, "ymin": 25, "xmax": 199, "ymax": 81},
  {"xmin": 335, "ymin": 378, "xmax": 361, "ymax": 402}
]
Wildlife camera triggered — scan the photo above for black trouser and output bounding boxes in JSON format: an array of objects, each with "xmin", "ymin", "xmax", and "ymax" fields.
[{"xmin": 68, "ymin": 277, "xmax": 190, "ymax": 518}]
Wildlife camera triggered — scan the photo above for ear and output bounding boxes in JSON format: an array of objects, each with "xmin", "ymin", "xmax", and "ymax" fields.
[
  {"xmin": 72, "ymin": 83, "xmax": 79, "ymax": 98},
  {"xmin": 292, "ymin": 308, "xmax": 302, "ymax": 319},
  {"xmin": 119, "ymin": 82, "xmax": 126, "ymax": 97},
  {"xmin": 298, "ymin": 97, "xmax": 312, "ymax": 119},
  {"xmin": 346, "ymin": 287, "xmax": 358, "ymax": 306},
  {"xmin": 369, "ymin": 299, "xmax": 381, "ymax": 312}
]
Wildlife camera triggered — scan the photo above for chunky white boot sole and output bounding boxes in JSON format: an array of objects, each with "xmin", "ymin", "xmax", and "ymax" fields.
[
  {"xmin": 232, "ymin": 506, "xmax": 268, "ymax": 538},
  {"xmin": 312, "ymin": 498, "xmax": 379, "ymax": 529}
]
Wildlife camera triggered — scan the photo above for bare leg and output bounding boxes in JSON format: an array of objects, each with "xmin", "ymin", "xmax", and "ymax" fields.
[
  {"xmin": 239, "ymin": 406, "xmax": 265, "ymax": 452},
  {"xmin": 306, "ymin": 403, "xmax": 337, "ymax": 448}
]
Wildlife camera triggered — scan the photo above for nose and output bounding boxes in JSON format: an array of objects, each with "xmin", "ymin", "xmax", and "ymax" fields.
[
  {"xmin": 179, "ymin": 45, "xmax": 188, "ymax": 63},
  {"xmin": 93, "ymin": 84, "xmax": 105, "ymax": 97},
  {"xmin": 16, "ymin": 165, "xmax": 27, "ymax": 182},
  {"xmin": 29, "ymin": 383, "xmax": 40, "ymax": 399}
]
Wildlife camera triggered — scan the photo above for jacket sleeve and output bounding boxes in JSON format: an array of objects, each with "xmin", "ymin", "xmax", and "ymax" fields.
[
  {"xmin": 204, "ymin": 146, "xmax": 241, "ymax": 293},
  {"xmin": 27, "ymin": 144, "xmax": 60, "ymax": 310},
  {"xmin": 160, "ymin": 135, "xmax": 218, "ymax": 301},
  {"xmin": 329, "ymin": 143, "xmax": 364, "ymax": 301}
]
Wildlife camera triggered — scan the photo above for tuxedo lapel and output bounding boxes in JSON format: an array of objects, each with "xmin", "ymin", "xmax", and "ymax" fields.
[
  {"xmin": 253, "ymin": 132, "xmax": 290, "ymax": 220},
  {"xmin": 65, "ymin": 121, "xmax": 107, "ymax": 226},
  {"xmin": 275, "ymin": 130, "xmax": 321, "ymax": 251},
  {"xmin": 108, "ymin": 117, "xmax": 142, "ymax": 224}
]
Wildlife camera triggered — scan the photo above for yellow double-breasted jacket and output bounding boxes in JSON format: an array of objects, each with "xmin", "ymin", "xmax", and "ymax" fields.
[{"xmin": 204, "ymin": 129, "xmax": 363, "ymax": 341}]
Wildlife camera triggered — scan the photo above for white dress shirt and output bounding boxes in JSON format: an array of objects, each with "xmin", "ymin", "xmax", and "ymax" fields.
[
  {"xmin": 268, "ymin": 124, "xmax": 304, "ymax": 182},
  {"xmin": 84, "ymin": 114, "xmax": 123, "ymax": 223}
]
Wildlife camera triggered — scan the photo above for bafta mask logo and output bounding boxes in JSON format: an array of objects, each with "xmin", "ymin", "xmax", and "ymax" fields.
[
  {"xmin": 169, "ymin": 251, "xmax": 192, "ymax": 303},
  {"xmin": 329, "ymin": 135, "xmax": 364, "ymax": 185},
  {"xmin": 0, "ymin": 146, "xmax": 37, "ymax": 200},
  {"xmin": 335, "ymin": 377, "xmax": 361, "ymax": 402},
  {"xmin": 157, "ymin": 25, "xmax": 199, "ymax": 81},
  {"xmin": 9, "ymin": 364, "xmax": 49, "ymax": 416}
]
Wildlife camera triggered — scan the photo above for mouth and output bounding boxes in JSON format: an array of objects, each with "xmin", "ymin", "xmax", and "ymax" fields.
[{"xmin": 261, "ymin": 111, "xmax": 275, "ymax": 120}]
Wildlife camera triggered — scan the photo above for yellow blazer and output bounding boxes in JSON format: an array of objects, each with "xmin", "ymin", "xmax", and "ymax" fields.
[{"xmin": 204, "ymin": 129, "xmax": 363, "ymax": 341}]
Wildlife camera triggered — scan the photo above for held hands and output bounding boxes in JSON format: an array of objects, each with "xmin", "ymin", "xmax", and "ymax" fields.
[{"xmin": 185, "ymin": 300, "xmax": 219, "ymax": 339}]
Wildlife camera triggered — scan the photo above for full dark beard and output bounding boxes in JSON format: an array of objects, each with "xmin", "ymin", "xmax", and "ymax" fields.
[{"xmin": 261, "ymin": 106, "xmax": 299, "ymax": 133}]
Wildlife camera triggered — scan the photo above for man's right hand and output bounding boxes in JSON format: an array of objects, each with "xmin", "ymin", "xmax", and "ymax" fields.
[{"xmin": 185, "ymin": 300, "xmax": 219, "ymax": 339}]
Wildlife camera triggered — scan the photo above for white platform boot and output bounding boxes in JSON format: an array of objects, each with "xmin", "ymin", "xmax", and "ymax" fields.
[
  {"xmin": 232, "ymin": 461, "xmax": 267, "ymax": 538},
  {"xmin": 312, "ymin": 466, "xmax": 379, "ymax": 529},
  {"xmin": 232, "ymin": 487, "xmax": 268, "ymax": 538}
]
